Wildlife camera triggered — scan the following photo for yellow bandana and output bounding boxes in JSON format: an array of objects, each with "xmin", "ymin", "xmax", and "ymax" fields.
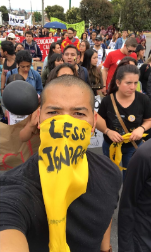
[
  {"xmin": 38, "ymin": 115, "xmax": 92, "ymax": 252},
  {"xmin": 109, "ymin": 133, "xmax": 148, "ymax": 170}
]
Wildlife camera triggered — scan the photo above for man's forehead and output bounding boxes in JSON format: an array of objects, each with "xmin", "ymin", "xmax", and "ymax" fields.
[{"xmin": 64, "ymin": 49, "xmax": 77, "ymax": 54}]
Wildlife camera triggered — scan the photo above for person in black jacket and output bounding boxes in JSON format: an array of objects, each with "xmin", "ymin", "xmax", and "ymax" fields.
[
  {"xmin": 118, "ymin": 139, "xmax": 151, "ymax": 252},
  {"xmin": 147, "ymin": 71, "xmax": 151, "ymax": 99}
]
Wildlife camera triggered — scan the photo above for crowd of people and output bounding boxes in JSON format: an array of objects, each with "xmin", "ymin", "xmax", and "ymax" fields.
[{"xmin": 0, "ymin": 22, "xmax": 151, "ymax": 252}]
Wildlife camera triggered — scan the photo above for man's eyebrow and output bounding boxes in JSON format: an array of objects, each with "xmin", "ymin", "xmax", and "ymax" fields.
[
  {"xmin": 45, "ymin": 106, "xmax": 63, "ymax": 110},
  {"xmin": 70, "ymin": 107, "xmax": 88, "ymax": 111},
  {"xmin": 45, "ymin": 106, "xmax": 88, "ymax": 111}
]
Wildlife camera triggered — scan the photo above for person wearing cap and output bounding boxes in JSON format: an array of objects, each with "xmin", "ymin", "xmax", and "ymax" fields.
[
  {"xmin": 92, "ymin": 36, "xmax": 106, "ymax": 68},
  {"xmin": 135, "ymin": 44, "xmax": 145, "ymax": 68},
  {"xmin": 7, "ymin": 33, "xmax": 16, "ymax": 45},
  {"xmin": 114, "ymin": 30, "xmax": 128, "ymax": 49}
]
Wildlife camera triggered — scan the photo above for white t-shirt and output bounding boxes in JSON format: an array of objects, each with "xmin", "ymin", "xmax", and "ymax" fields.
[{"xmin": 93, "ymin": 46, "xmax": 104, "ymax": 66}]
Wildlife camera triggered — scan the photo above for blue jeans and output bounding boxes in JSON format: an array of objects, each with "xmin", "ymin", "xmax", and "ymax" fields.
[{"xmin": 102, "ymin": 140, "xmax": 143, "ymax": 179}]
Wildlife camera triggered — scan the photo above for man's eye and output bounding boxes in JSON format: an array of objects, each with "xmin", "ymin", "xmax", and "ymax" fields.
[
  {"xmin": 47, "ymin": 111, "xmax": 57, "ymax": 114},
  {"xmin": 75, "ymin": 112, "xmax": 85, "ymax": 116}
]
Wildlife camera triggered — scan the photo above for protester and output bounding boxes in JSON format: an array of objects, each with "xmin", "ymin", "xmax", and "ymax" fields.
[
  {"xmin": 80, "ymin": 33, "xmax": 88, "ymax": 42},
  {"xmin": 62, "ymin": 44, "xmax": 90, "ymax": 85},
  {"xmin": 1, "ymin": 41, "xmax": 16, "ymax": 97},
  {"xmin": 48, "ymin": 32, "xmax": 53, "ymax": 38},
  {"xmin": 140, "ymin": 30, "xmax": 146, "ymax": 40},
  {"xmin": 108, "ymin": 33, "xmax": 119, "ymax": 49},
  {"xmin": 0, "ymin": 75, "xmax": 122, "ymax": 252},
  {"xmin": 82, "ymin": 49, "xmax": 103, "ymax": 95},
  {"xmin": 79, "ymin": 40, "xmax": 90, "ymax": 65},
  {"xmin": 97, "ymin": 64, "xmax": 151, "ymax": 178},
  {"xmin": 22, "ymin": 31, "xmax": 42, "ymax": 61},
  {"xmin": 102, "ymin": 37, "xmax": 137, "ymax": 95},
  {"xmin": 61, "ymin": 27, "xmax": 80, "ymax": 52},
  {"xmin": 42, "ymin": 42, "xmax": 61, "ymax": 71},
  {"xmin": 41, "ymin": 53, "xmax": 63, "ymax": 86},
  {"xmin": 88, "ymin": 31, "xmax": 97, "ymax": 47},
  {"xmin": 6, "ymin": 50, "xmax": 43, "ymax": 95},
  {"xmin": 106, "ymin": 24, "xmax": 115, "ymax": 39},
  {"xmin": 114, "ymin": 30, "xmax": 128, "ymax": 49},
  {"xmin": 147, "ymin": 71, "xmax": 151, "ymax": 99},
  {"xmin": 14, "ymin": 43, "xmax": 24, "ymax": 53},
  {"xmin": 118, "ymin": 139, "xmax": 151, "ymax": 252},
  {"xmin": 7, "ymin": 33, "xmax": 16, "ymax": 45},
  {"xmin": 104, "ymin": 34, "xmax": 110, "ymax": 48},
  {"xmin": 135, "ymin": 44, "xmax": 145, "ymax": 67},
  {"xmin": 100, "ymin": 26, "xmax": 106, "ymax": 36},
  {"xmin": 139, "ymin": 56, "xmax": 151, "ymax": 93},
  {"xmin": 54, "ymin": 28, "xmax": 61, "ymax": 37},
  {"xmin": 95, "ymin": 25, "xmax": 100, "ymax": 35},
  {"xmin": 73, "ymin": 30, "xmax": 78, "ymax": 39},
  {"xmin": 92, "ymin": 36, "xmax": 106, "ymax": 68}
]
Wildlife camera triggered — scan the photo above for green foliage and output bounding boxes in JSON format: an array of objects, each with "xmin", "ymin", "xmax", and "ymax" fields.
[
  {"xmin": 80, "ymin": 0, "xmax": 113, "ymax": 27},
  {"xmin": 45, "ymin": 5, "xmax": 66, "ymax": 22},
  {"xmin": 120, "ymin": 0, "xmax": 151, "ymax": 33},
  {"xmin": 33, "ymin": 12, "xmax": 42, "ymax": 22},
  {"xmin": 110, "ymin": 0, "xmax": 123, "ymax": 26},
  {"xmin": 0, "ymin": 5, "xmax": 9, "ymax": 21},
  {"xmin": 66, "ymin": 7, "xmax": 82, "ymax": 24}
]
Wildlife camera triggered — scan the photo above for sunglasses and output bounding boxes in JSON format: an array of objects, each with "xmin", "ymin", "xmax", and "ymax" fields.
[
  {"xmin": 8, "ymin": 38, "xmax": 14, "ymax": 40},
  {"xmin": 127, "ymin": 47, "xmax": 136, "ymax": 53}
]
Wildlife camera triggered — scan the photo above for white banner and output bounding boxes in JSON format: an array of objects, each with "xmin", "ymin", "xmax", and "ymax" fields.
[
  {"xmin": 24, "ymin": 15, "xmax": 32, "ymax": 26},
  {"xmin": 9, "ymin": 14, "xmax": 25, "ymax": 27},
  {"xmin": 88, "ymin": 95, "xmax": 103, "ymax": 148}
]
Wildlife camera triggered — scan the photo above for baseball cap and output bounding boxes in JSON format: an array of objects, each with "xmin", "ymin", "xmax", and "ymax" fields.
[
  {"xmin": 135, "ymin": 44, "xmax": 145, "ymax": 53},
  {"xmin": 8, "ymin": 33, "xmax": 16, "ymax": 39},
  {"xmin": 95, "ymin": 36, "xmax": 103, "ymax": 41}
]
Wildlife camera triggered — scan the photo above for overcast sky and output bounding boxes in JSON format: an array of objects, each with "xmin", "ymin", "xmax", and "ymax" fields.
[{"xmin": 5, "ymin": 0, "xmax": 81, "ymax": 12}]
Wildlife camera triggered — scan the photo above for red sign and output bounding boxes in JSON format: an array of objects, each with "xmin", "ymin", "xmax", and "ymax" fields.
[{"xmin": 15, "ymin": 36, "xmax": 60, "ymax": 61}]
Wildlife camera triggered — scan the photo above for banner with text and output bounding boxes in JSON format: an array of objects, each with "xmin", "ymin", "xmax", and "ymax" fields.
[
  {"xmin": 15, "ymin": 36, "xmax": 60, "ymax": 61},
  {"xmin": 9, "ymin": 14, "xmax": 25, "ymax": 27}
]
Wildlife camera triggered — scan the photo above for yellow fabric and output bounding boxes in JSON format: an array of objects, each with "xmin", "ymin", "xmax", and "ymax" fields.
[
  {"xmin": 38, "ymin": 115, "xmax": 92, "ymax": 252},
  {"xmin": 109, "ymin": 133, "xmax": 148, "ymax": 171}
]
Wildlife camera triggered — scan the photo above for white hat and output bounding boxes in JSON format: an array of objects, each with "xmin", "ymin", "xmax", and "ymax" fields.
[{"xmin": 8, "ymin": 33, "xmax": 16, "ymax": 39}]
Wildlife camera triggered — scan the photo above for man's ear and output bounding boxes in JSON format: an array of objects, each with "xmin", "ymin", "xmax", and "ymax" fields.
[
  {"xmin": 91, "ymin": 110, "xmax": 97, "ymax": 133},
  {"xmin": 37, "ymin": 107, "xmax": 41, "ymax": 129}
]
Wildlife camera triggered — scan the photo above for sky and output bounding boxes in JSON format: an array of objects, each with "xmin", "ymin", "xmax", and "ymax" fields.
[{"xmin": 5, "ymin": 0, "xmax": 81, "ymax": 12}]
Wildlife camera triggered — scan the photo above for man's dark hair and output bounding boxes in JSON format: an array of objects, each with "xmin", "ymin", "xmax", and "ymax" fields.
[
  {"xmin": 7, "ymin": 74, "xmax": 25, "ymax": 85},
  {"xmin": 68, "ymin": 27, "xmax": 74, "ymax": 33},
  {"xmin": 125, "ymin": 37, "xmax": 137, "ymax": 48},
  {"xmin": 63, "ymin": 44, "xmax": 78, "ymax": 55},
  {"xmin": 25, "ymin": 31, "xmax": 33, "ymax": 37},
  {"xmin": 16, "ymin": 50, "xmax": 32, "ymax": 65},
  {"xmin": 92, "ymin": 31, "xmax": 97, "ymax": 35},
  {"xmin": 41, "ymin": 75, "xmax": 95, "ymax": 111},
  {"xmin": 1, "ymin": 41, "xmax": 15, "ymax": 55}
]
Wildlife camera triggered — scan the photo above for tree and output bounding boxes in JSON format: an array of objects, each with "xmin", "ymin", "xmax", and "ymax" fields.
[
  {"xmin": 45, "ymin": 5, "xmax": 66, "ymax": 21},
  {"xmin": 0, "ymin": 5, "xmax": 9, "ymax": 21},
  {"xmin": 111, "ymin": 0, "xmax": 123, "ymax": 26},
  {"xmin": 80, "ymin": 0, "xmax": 113, "ymax": 27},
  {"xmin": 121, "ymin": 0, "xmax": 151, "ymax": 33},
  {"xmin": 34, "ymin": 11, "xmax": 42, "ymax": 22},
  {"xmin": 66, "ymin": 7, "xmax": 82, "ymax": 24}
]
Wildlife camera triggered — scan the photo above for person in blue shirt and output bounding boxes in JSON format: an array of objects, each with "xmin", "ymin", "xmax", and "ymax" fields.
[
  {"xmin": 22, "ymin": 31, "xmax": 42, "ymax": 61},
  {"xmin": 114, "ymin": 30, "xmax": 128, "ymax": 49},
  {"xmin": 6, "ymin": 50, "xmax": 43, "ymax": 95}
]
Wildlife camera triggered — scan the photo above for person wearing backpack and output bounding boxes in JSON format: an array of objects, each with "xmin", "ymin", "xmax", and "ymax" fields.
[
  {"xmin": 62, "ymin": 44, "xmax": 90, "ymax": 85},
  {"xmin": 91, "ymin": 36, "xmax": 106, "ymax": 69},
  {"xmin": 22, "ymin": 31, "xmax": 42, "ymax": 61}
]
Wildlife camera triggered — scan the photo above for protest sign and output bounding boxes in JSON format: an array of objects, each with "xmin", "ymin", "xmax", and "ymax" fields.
[
  {"xmin": 15, "ymin": 36, "xmax": 60, "ymax": 61},
  {"xmin": 0, "ymin": 118, "xmax": 40, "ymax": 171},
  {"xmin": 51, "ymin": 17, "xmax": 85, "ymax": 39},
  {"xmin": 32, "ymin": 61, "xmax": 44, "ymax": 75},
  {"xmin": 88, "ymin": 95, "xmax": 103, "ymax": 148},
  {"xmin": 9, "ymin": 14, "xmax": 25, "ymax": 27}
]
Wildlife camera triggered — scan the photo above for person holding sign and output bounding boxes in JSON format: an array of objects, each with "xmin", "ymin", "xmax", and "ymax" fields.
[{"xmin": 0, "ymin": 75, "xmax": 121, "ymax": 252}]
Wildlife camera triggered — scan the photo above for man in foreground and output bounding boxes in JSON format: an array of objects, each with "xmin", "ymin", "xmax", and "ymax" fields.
[
  {"xmin": 102, "ymin": 37, "xmax": 137, "ymax": 95},
  {"xmin": 118, "ymin": 139, "xmax": 151, "ymax": 252},
  {"xmin": 0, "ymin": 75, "xmax": 122, "ymax": 252}
]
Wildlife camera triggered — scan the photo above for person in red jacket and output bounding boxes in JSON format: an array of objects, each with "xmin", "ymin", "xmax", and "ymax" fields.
[{"xmin": 61, "ymin": 27, "xmax": 80, "ymax": 52}]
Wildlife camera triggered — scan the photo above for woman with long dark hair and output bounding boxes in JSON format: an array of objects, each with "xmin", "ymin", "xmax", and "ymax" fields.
[
  {"xmin": 97, "ymin": 64, "xmax": 151, "ymax": 177},
  {"xmin": 42, "ymin": 42, "xmax": 61, "ymax": 71},
  {"xmin": 41, "ymin": 53, "xmax": 63, "ymax": 86},
  {"xmin": 82, "ymin": 49, "xmax": 103, "ymax": 94},
  {"xmin": 80, "ymin": 32, "xmax": 88, "ymax": 42},
  {"xmin": 79, "ymin": 41, "xmax": 90, "ymax": 65}
]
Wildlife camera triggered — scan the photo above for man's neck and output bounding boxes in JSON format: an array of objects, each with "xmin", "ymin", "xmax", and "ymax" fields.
[
  {"xmin": 94, "ymin": 45, "xmax": 101, "ymax": 50},
  {"xmin": 6, "ymin": 54, "xmax": 15, "ymax": 61},
  {"xmin": 122, "ymin": 36, "xmax": 126, "ymax": 40},
  {"xmin": 120, "ymin": 48, "xmax": 126, "ymax": 55},
  {"xmin": 26, "ymin": 40, "xmax": 32, "ymax": 45}
]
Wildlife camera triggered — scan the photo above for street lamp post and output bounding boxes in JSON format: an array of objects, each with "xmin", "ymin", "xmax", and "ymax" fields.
[
  {"xmin": 69, "ymin": 0, "xmax": 71, "ymax": 9},
  {"xmin": 42, "ymin": 0, "xmax": 44, "ymax": 26}
]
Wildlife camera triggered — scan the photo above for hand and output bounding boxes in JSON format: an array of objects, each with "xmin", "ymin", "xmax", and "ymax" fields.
[
  {"xmin": 107, "ymin": 130, "xmax": 124, "ymax": 143},
  {"xmin": 129, "ymin": 127, "xmax": 144, "ymax": 141},
  {"xmin": 102, "ymin": 86, "xmax": 107, "ymax": 96}
]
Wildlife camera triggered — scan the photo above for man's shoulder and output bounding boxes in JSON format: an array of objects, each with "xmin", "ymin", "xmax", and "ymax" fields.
[{"xmin": 86, "ymin": 150, "xmax": 122, "ymax": 186}]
